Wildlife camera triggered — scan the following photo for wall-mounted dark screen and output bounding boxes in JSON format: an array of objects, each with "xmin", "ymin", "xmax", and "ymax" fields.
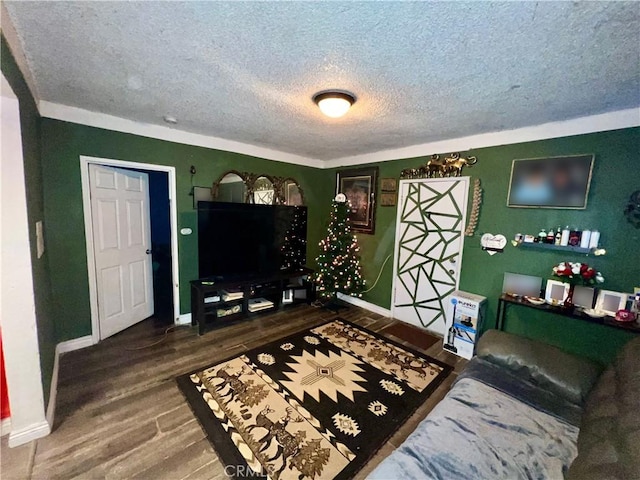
[{"xmin": 507, "ymin": 154, "xmax": 594, "ymax": 209}]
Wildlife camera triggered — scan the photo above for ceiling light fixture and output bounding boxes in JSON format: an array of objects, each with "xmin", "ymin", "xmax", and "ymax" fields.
[
  {"xmin": 163, "ymin": 115, "xmax": 178, "ymax": 124},
  {"xmin": 313, "ymin": 91, "xmax": 356, "ymax": 118}
]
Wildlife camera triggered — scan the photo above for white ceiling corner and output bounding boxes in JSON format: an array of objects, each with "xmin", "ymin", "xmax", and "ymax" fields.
[
  {"xmin": 1, "ymin": 2, "xmax": 40, "ymax": 104},
  {"xmin": 3, "ymin": 1, "xmax": 640, "ymax": 167}
]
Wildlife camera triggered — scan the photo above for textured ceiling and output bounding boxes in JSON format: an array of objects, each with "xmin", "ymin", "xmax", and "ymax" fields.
[{"xmin": 4, "ymin": 1, "xmax": 640, "ymax": 161}]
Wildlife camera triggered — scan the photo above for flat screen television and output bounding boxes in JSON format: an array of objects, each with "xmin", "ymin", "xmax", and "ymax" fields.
[
  {"xmin": 197, "ymin": 201, "xmax": 307, "ymax": 280},
  {"xmin": 507, "ymin": 154, "xmax": 594, "ymax": 209}
]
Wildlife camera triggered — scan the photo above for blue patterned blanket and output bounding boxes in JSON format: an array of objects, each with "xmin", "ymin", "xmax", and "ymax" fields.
[{"xmin": 367, "ymin": 376, "xmax": 579, "ymax": 479}]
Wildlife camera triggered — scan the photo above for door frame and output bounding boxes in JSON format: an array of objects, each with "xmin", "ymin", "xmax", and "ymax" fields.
[
  {"xmin": 390, "ymin": 177, "xmax": 469, "ymax": 331},
  {"xmin": 80, "ymin": 156, "xmax": 180, "ymax": 344}
]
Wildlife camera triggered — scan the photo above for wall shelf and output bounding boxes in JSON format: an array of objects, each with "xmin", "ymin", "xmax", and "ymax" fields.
[{"xmin": 518, "ymin": 242, "xmax": 598, "ymax": 255}]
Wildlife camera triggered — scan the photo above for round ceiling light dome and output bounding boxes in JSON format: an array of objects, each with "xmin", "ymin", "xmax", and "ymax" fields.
[{"xmin": 313, "ymin": 91, "xmax": 356, "ymax": 118}]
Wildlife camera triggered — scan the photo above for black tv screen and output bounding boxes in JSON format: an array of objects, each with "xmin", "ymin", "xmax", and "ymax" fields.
[
  {"xmin": 197, "ymin": 202, "xmax": 307, "ymax": 280},
  {"xmin": 507, "ymin": 154, "xmax": 594, "ymax": 209}
]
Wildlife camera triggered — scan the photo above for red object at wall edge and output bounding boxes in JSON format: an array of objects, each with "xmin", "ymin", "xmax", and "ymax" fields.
[{"xmin": 0, "ymin": 329, "xmax": 11, "ymax": 419}]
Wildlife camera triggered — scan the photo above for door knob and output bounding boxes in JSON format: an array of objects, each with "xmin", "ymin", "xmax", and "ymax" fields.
[
  {"xmin": 146, "ymin": 249, "xmax": 152, "ymax": 254},
  {"xmin": 449, "ymin": 258, "xmax": 457, "ymax": 264}
]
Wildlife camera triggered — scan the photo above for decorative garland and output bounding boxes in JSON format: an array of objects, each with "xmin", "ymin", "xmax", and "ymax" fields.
[{"xmin": 464, "ymin": 178, "xmax": 482, "ymax": 237}]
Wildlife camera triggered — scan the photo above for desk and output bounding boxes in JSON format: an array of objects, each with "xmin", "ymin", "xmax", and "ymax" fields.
[{"xmin": 496, "ymin": 294, "xmax": 640, "ymax": 334}]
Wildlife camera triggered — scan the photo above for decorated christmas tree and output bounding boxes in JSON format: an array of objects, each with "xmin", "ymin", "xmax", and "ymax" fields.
[
  {"xmin": 314, "ymin": 195, "xmax": 366, "ymax": 299},
  {"xmin": 280, "ymin": 206, "xmax": 307, "ymax": 270}
]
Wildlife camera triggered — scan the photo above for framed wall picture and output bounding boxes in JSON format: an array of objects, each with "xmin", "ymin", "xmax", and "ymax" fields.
[
  {"xmin": 380, "ymin": 178, "xmax": 397, "ymax": 192},
  {"xmin": 380, "ymin": 192, "xmax": 396, "ymax": 207},
  {"xmin": 336, "ymin": 167, "xmax": 378, "ymax": 234},
  {"xmin": 507, "ymin": 154, "xmax": 594, "ymax": 209},
  {"xmin": 192, "ymin": 186, "xmax": 213, "ymax": 208},
  {"xmin": 595, "ymin": 290, "xmax": 628, "ymax": 316},
  {"xmin": 544, "ymin": 280, "xmax": 570, "ymax": 306}
]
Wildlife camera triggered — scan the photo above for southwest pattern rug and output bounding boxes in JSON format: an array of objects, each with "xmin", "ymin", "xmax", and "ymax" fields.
[{"xmin": 177, "ymin": 318, "xmax": 452, "ymax": 480}]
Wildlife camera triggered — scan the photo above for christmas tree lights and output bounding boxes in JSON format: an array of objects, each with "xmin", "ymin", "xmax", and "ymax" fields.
[
  {"xmin": 280, "ymin": 206, "xmax": 307, "ymax": 270},
  {"xmin": 314, "ymin": 195, "xmax": 366, "ymax": 299}
]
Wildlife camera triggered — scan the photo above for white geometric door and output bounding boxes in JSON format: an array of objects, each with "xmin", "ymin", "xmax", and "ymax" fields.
[
  {"xmin": 391, "ymin": 178, "xmax": 469, "ymax": 336},
  {"xmin": 89, "ymin": 164, "xmax": 154, "ymax": 340}
]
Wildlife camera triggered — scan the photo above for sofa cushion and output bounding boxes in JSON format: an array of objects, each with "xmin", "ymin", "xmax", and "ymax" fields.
[
  {"xmin": 367, "ymin": 377, "xmax": 579, "ymax": 480},
  {"xmin": 476, "ymin": 330, "xmax": 603, "ymax": 405},
  {"xmin": 566, "ymin": 336, "xmax": 640, "ymax": 480}
]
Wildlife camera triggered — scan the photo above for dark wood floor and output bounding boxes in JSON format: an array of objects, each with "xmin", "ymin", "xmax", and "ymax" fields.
[{"xmin": 2, "ymin": 304, "xmax": 466, "ymax": 479}]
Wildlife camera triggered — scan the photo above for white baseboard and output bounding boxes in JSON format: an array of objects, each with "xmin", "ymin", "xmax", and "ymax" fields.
[
  {"xmin": 176, "ymin": 313, "xmax": 192, "ymax": 325},
  {"xmin": 1, "ymin": 417, "xmax": 11, "ymax": 437},
  {"xmin": 45, "ymin": 335, "xmax": 94, "ymax": 432},
  {"xmin": 8, "ymin": 420, "xmax": 50, "ymax": 447},
  {"xmin": 46, "ymin": 347, "xmax": 60, "ymax": 427},
  {"xmin": 56, "ymin": 335, "xmax": 94, "ymax": 354},
  {"xmin": 337, "ymin": 293, "xmax": 392, "ymax": 317}
]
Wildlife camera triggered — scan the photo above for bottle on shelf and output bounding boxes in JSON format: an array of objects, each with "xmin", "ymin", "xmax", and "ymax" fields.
[
  {"xmin": 580, "ymin": 229, "xmax": 591, "ymax": 249},
  {"xmin": 537, "ymin": 229, "xmax": 546, "ymax": 244},
  {"xmin": 560, "ymin": 226, "xmax": 570, "ymax": 246},
  {"xmin": 546, "ymin": 228, "xmax": 555, "ymax": 244},
  {"xmin": 589, "ymin": 230, "xmax": 600, "ymax": 249},
  {"xmin": 554, "ymin": 227, "xmax": 562, "ymax": 245}
]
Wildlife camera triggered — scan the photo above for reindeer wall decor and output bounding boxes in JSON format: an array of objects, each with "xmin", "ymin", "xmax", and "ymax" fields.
[{"xmin": 400, "ymin": 153, "xmax": 478, "ymax": 179}]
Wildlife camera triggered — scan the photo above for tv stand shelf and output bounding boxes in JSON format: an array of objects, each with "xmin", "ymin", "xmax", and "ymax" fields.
[{"xmin": 190, "ymin": 267, "xmax": 315, "ymax": 335}]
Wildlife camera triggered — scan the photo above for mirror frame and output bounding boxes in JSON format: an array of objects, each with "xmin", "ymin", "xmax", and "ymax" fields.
[
  {"xmin": 211, "ymin": 171, "xmax": 305, "ymax": 206},
  {"xmin": 281, "ymin": 177, "xmax": 305, "ymax": 206},
  {"xmin": 248, "ymin": 174, "xmax": 277, "ymax": 205},
  {"xmin": 212, "ymin": 170, "xmax": 250, "ymax": 203}
]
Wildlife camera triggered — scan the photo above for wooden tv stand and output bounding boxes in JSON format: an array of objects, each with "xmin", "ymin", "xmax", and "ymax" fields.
[{"xmin": 190, "ymin": 267, "xmax": 315, "ymax": 335}]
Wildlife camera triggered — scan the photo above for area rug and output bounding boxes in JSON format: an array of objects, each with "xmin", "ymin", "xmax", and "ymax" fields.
[{"xmin": 177, "ymin": 318, "xmax": 452, "ymax": 480}]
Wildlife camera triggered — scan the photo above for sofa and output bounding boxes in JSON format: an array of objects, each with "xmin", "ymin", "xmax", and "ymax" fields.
[{"xmin": 368, "ymin": 330, "xmax": 640, "ymax": 479}]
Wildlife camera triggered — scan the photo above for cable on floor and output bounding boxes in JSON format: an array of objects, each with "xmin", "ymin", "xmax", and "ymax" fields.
[{"xmin": 124, "ymin": 324, "xmax": 191, "ymax": 351}]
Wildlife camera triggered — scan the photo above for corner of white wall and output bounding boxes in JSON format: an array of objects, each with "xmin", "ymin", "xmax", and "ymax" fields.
[{"xmin": 1, "ymin": 73, "xmax": 50, "ymax": 446}]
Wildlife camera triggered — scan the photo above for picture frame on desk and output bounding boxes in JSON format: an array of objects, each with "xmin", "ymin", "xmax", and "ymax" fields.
[
  {"xmin": 545, "ymin": 280, "xmax": 570, "ymax": 306},
  {"xmin": 573, "ymin": 285, "xmax": 595, "ymax": 309},
  {"xmin": 595, "ymin": 290, "xmax": 628, "ymax": 317}
]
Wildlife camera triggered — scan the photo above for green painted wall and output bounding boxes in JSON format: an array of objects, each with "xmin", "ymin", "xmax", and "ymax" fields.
[
  {"xmin": 40, "ymin": 119, "xmax": 333, "ymax": 341},
  {"xmin": 332, "ymin": 127, "xmax": 640, "ymax": 364},
  {"xmin": 1, "ymin": 36, "xmax": 57, "ymax": 404},
  {"xmin": 5, "ymin": 23, "xmax": 638, "ymax": 377}
]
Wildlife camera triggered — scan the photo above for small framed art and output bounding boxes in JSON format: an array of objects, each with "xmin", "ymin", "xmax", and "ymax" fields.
[
  {"xmin": 380, "ymin": 192, "xmax": 396, "ymax": 207},
  {"xmin": 595, "ymin": 290, "xmax": 628, "ymax": 316},
  {"xmin": 192, "ymin": 186, "xmax": 213, "ymax": 209},
  {"xmin": 544, "ymin": 280, "xmax": 570, "ymax": 306},
  {"xmin": 380, "ymin": 178, "xmax": 397, "ymax": 192}
]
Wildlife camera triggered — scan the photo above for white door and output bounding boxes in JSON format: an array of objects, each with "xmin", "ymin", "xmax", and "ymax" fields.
[
  {"xmin": 89, "ymin": 164, "xmax": 154, "ymax": 339},
  {"xmin": 391, "ymin": 178, "xmax": 469, "ymax": 336}
]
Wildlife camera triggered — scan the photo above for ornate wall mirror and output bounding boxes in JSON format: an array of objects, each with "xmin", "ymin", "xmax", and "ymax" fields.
[
  {"xmin": 211, "ymin": 171, "xmax": 304, "ymax": 206},
  {"xmin": 283, "ymin": 178, "xmax": 304, "ymax": 206},
  {"xmin": 251, "ymin": 176, "xmax": 275, "ymax": 204},
  {"xmin": 212, "ymin": 171, "xmax": 248, "ymax": 203}
]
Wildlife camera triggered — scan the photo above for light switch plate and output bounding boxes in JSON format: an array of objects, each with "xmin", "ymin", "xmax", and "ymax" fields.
[{"xmin": 36, "ymin": 220, "xmax": 44, "ymax": 258}]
